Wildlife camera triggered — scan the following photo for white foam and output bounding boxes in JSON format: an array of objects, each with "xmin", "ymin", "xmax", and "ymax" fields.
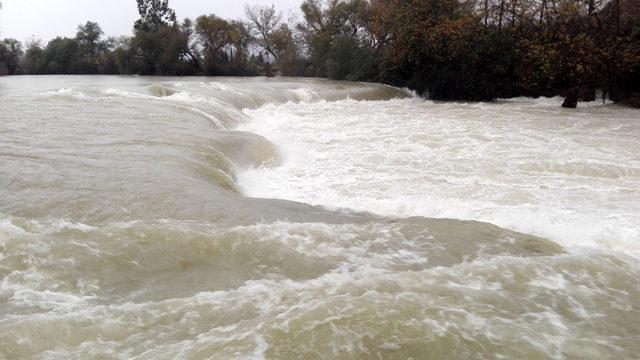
[
  {"xmin": 204, "ymin": 81, "xmax": 234, "ymax": 92},
  {"xmin": 0, "ymin": 217, "xmax": 26, "ymax": 250},
  {"xmin": 499, "ymin": 96, "xmax": 615, "ymax": 107},
  {"xmin": 289, "ymin": 88, "xmax": 320, "ymax": 103},
  {"xmin": 238, "ymin": 98, "xmax": 640, "ymax": 256},
  {"xmin": 40, "ymin": 88, "xmax": 88, "ymax": 99},
  {"xmin": 0, "ymin": 218, "xmax": 27, "ymax": 237},
  {"xmin": 104, "ymin": 88, "xmax": 150, "ymax": 99}
]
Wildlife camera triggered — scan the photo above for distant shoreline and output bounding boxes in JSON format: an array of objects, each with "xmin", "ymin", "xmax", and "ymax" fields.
[
  {"xmin": 3, "ymin": 73, "xmax": 638, "ymax": 109},
  {"xmin": 2, "ymin": 0, "xmax": 639, "ymax": 108}
]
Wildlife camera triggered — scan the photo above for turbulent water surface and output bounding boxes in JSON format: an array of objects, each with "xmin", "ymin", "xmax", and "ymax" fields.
[{"xmin": 1, "ymin": 76, "xmax": 639, "ymax": 359}]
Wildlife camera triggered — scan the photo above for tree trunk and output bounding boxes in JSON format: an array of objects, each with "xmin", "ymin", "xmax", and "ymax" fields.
[
  {"xmin": 499, "ymin": 0, "xmax": 505, "ymax": 29},
  {"xmin": 615, "ymin": 0, "xmax": 620, "ymax": 35},
  {"xmin": 540, "ymin": 0, "xmax": 547, "ymax": 25},
  {"xmin": 562, "ymin": 88, "xmax": 579, "ymax": 108},
  {"xmin": 484, "ymin": 0, "xmax": 489, "ymax": 27}
]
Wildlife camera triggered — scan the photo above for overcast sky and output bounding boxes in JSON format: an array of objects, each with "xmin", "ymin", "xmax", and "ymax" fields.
[{"xmin": 0, "ymin": 0, "xmax": 302, "ymax": 43}]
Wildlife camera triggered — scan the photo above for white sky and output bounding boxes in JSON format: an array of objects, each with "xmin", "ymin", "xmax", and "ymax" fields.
[{"xmin": 0, "ymin": 0, "xmax": 302, "ymax": 43}]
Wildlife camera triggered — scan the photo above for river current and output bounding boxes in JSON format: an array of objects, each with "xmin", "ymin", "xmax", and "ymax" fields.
[{"xmin": 0, "ymin": 76, "xmax": 639, "ymax": 359}]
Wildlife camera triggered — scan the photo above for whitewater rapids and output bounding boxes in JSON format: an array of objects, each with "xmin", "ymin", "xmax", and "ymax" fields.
[{"xmin": 0, "ymin": 76, "xmax": 639, "ymax": 359}]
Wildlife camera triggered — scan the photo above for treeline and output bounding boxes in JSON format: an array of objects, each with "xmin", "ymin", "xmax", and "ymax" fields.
[{"xmin": 1, "ymin": 0, "xmax": 639, "ymax": 107}]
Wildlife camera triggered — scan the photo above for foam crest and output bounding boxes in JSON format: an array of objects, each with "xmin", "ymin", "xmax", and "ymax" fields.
[
  {"xmin": 239, "ymin": 98, "xmax": 640, "ymax": 256},
  {"xmin": 289, "ymin": 88, "xmax": 320, "ymax": 102},
  {"xmin": 39, "ymin": 88, "xmax": 88, "ymax": 100}
]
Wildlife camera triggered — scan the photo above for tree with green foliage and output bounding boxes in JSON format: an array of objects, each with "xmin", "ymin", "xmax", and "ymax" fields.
[
  {"xmin": 0, "ymin": 39, "xmax": 23, "ymax": 75},
  {"xmin": 134, "ymin": 0, "xmax": 177, "ymax": 32},
  {"xmin": 77, "ymin": 21, "xmax": 104, "ymax": 59},
  {"xmin": 195, "ymin": 15, "xmax": 254, "ymax": 75},
  {"xmin": 19, "ymin": 39, "xmax": 45, "ymax": 74},
  {"xmin": 297, "ymin": 0, "xmax": 377, "ymax": 79},
  {"xmin": 369, "ymin": 0, "xmax": 502, "ymax": 100},
  {"xmin": 75, "ymin": 21, "xmax": 105, "ymax": 73},
  {"xmin": 110, "ymin": 36, "xmax": 137, "ymax": 74},
  {"xmin": 196, "ymin": 14, "xmax": 232, "ymax": 75},
  {"xmin": 131, "ymin": 0, "xmax": 196, "ymax": 74},
  {"xmin": 42, "ymin": 37, "xmax": 81, "ymax": 74},
  {"xmin": 297, "ymin": 0, "xmax": 342, "ymax": 77}
]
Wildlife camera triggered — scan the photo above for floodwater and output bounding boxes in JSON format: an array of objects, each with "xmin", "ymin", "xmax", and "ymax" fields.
[{"xmin": 1, "ymin": 76, "xmax": 639, "ymax": 359}]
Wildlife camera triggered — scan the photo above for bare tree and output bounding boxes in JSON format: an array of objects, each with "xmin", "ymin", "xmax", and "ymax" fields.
[{"xmin": 245, "ymin": 4, "xmax": 282, "ymax": 75}]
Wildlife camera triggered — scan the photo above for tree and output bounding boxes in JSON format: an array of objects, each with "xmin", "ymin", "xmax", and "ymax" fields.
[
  {"xmin": 77, "ymin": 21, "xmax": 104, "ymax": 58},
  {"xmin": 2, "ymin": 0, "xmax": 638, "ymax": 107},
  {"xmin": 111, "ymin": 36, "xmax": 137, "ymax": 74},
  {"xmin": 325, "ymin": 35, "xmax": 358, "ymax": 79},
  {"xmin": 269, "ymin": 23, "xmax": 304, "ymax": 76},
  {"xmin": 298, "ymin": 0, "xmax": 335, "ymax": 76},
  {"xmin": 20, "ymin": 39, "xmax": 45, "ymax": 74},
  {"xmin": 74, "ymin": 21, "xmax": 105, "ymax": 73},
  {"xmin": 196, "ymin": 14, "xmax": 231, "ymax": 74},
  {"xmin": 195, "ymin": 15, "xmax": 253, "ymax": 75},
  {"xmin": 370, "ymin": 0, "xmax": 507, "ymax": 100},
  {"xmin": 179, "ymin": 18, "xmax": 203, "ymax": 73},
  {"xmin": 132, "ymin": 0, "xmax": 194, "ymax": 75},
  {"xmin": 134, "ymin": 0, "xmax": 177, "ymax": 32},
  {"xmin": 226, "ymin": 20, "xmax": 253, "ymax": 74},
  {"xmin": 245, "ymin": 5, "xmax": 282, "ymax": 75},
  {"xmin": 0, "ymin": 38, "xmax": 23, "ymax": 74},
  {"xmin": 297, "ymin": 0, "xmax": 375, "ymax": 77},
  {"xmin": 42, "ymin": 37, "xmax": 81, "ymax": 74}
]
